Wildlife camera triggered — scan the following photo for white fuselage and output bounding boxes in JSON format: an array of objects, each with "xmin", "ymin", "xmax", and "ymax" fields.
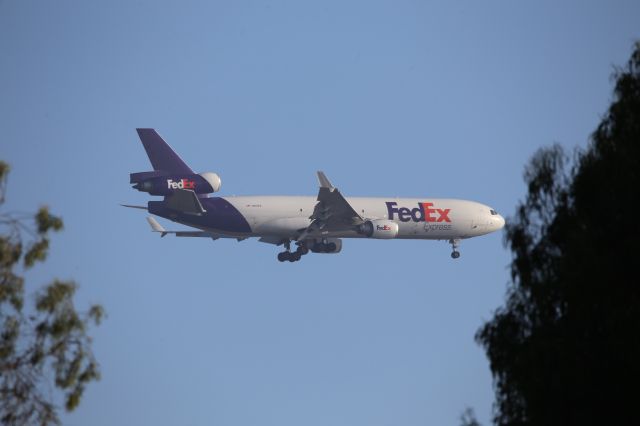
[{"xmin": 215, "ymin": 196, "xmax": 504, "ymax": 241}]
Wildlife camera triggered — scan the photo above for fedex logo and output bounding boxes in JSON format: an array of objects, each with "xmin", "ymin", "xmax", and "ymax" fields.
[
  {"xmin": 167, "ymin": 179, "xmax": 196, "ymax": 190},
  {"xmin": 377, "ymin": 224, "xmax": 392, "ymax": 231},
  {"xmin": 386, "ymin": 201, "xmax": 451, "ymax": 223}
]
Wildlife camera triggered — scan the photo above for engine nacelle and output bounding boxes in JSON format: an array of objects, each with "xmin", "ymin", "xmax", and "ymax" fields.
[
  {"xmin": 357, "ymin": 219, "xmax": 399, "ymax": 239},
  {"xmin": 130, "ymin": 171, "xmax": 221, "ymax": 196},
  {"xmin": 199, "ymin": 172, "xmax": 222, "ymax": 193}
]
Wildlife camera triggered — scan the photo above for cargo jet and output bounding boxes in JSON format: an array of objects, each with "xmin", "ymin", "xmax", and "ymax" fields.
[{"xmin": 123, "ymin": 129, "xmax": 505, "ymax": 262}]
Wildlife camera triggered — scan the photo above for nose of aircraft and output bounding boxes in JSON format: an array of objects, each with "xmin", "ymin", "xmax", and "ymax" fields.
[{"xmin": 495, "ymin": 214, "xmax": 505, "ymax": 230}]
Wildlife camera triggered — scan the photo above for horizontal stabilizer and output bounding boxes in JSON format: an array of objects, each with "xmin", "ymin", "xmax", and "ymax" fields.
[{"xmin": 121, "ymin": 204, "xmax": 147, "ymax": 210}]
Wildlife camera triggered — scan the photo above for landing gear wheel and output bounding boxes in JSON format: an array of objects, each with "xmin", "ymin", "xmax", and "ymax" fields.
[
  {"xmin": 278, "ymin": 248, "xmax": 304, "ymax": 263},
  {"xmin": 277, "ymin": 252, "xmax": 289, "ymax": 262},
  {"xmin": 448, "ymin": 238, "xmax": 461, "ymax": 259}
]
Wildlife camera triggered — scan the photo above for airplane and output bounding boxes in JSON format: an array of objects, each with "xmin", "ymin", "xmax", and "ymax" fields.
[{"xmin": 123, "ymin": 129, "xmax": 505, "ymax": 262}]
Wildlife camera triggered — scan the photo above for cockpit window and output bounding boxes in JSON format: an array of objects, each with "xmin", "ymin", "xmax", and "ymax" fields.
[{"xmin": 490, "ymin": 209, "xmax": 498, "ymax": 215}]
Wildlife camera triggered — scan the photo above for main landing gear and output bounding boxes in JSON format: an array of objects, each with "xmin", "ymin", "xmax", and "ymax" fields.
[
  {"xmin": 449, "ymin": 238, "xmax": 461, "ymax": 259},
  {"xmin": 277, "ymin": 240, "xmax": 309, "ymax": 263},
  {"xmin": 277, "ymin": 238, "xmax": 340, "ymax": 262}
]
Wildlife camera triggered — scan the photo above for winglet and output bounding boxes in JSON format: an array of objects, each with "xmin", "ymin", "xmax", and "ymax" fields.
[
  {"xmin": 317, "ymin": 171, "xmax": 334, "ymax": 189},
  {"xmin": 147, "ymin": 216, "xmax": 168, "ymax": 237}
]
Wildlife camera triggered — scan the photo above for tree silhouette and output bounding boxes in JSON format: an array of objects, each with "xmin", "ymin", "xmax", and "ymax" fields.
[
  {"xmin": 476, "ymin": 42, "xmax": 640, "ymax": 426},
  {"xmin": 0, "ymin": 161, "xmax": 104, "ymax": 425}
]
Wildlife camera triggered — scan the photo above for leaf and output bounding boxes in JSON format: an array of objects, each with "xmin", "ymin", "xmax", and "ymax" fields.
[
  {"xmin": 35, "ymin": 207, "xmax": 64, "ymax": 235},
  {"xmin": 23, "ymin": 238, "xmax": 49, "ymax": 268}
]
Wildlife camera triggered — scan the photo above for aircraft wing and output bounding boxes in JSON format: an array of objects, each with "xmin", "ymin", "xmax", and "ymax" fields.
[
  {"xmin": 297, "ymin": 171, "xmax": 363, "ymax": 241},
  {"xmin": 146, "ymin": 216, "xmax": 235, "ymax": 240}
]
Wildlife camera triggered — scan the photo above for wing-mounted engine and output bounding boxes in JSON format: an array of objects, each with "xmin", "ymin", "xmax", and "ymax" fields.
[
  {"xmin": 357, "ymin": 219, "xmax": 399, "ymax": 239},
  {"xmin": 130, "ymin": 171, "xmax": 221, "ymax": 196}
]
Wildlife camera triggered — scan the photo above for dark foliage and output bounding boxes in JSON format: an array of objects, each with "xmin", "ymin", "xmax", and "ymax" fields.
[
  {"xmin": 476, "ymin": 42, "xmax": 640, "ymax": 426},
  {"xmin": 0, "ymin": 162, "xmax": 104, "ymax": 425}
]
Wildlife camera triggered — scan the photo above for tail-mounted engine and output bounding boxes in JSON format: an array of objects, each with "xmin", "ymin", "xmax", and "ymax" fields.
[
  {"xmin": 357, "ymin": 219, "xmax": 399, "ymax": 239},
  {"xmin": 130, "ymin": 171, "xmax": 221, "ymax": 196}
]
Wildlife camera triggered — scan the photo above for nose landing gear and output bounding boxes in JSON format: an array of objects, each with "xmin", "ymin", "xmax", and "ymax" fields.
[{"xmin": 449, "ymin": 238, "xmax": 461, "ymax": 259}]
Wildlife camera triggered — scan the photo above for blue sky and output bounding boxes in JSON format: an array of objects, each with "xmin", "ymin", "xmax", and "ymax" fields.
[{"xmin": 1, "ymin": 1, "xmax": 638, "ymax": 425}]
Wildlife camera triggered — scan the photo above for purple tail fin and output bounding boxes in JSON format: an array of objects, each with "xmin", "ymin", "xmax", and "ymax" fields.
[{"xmin": 136, "ymin": 129, "xmax": 194, "ymax": 174}]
